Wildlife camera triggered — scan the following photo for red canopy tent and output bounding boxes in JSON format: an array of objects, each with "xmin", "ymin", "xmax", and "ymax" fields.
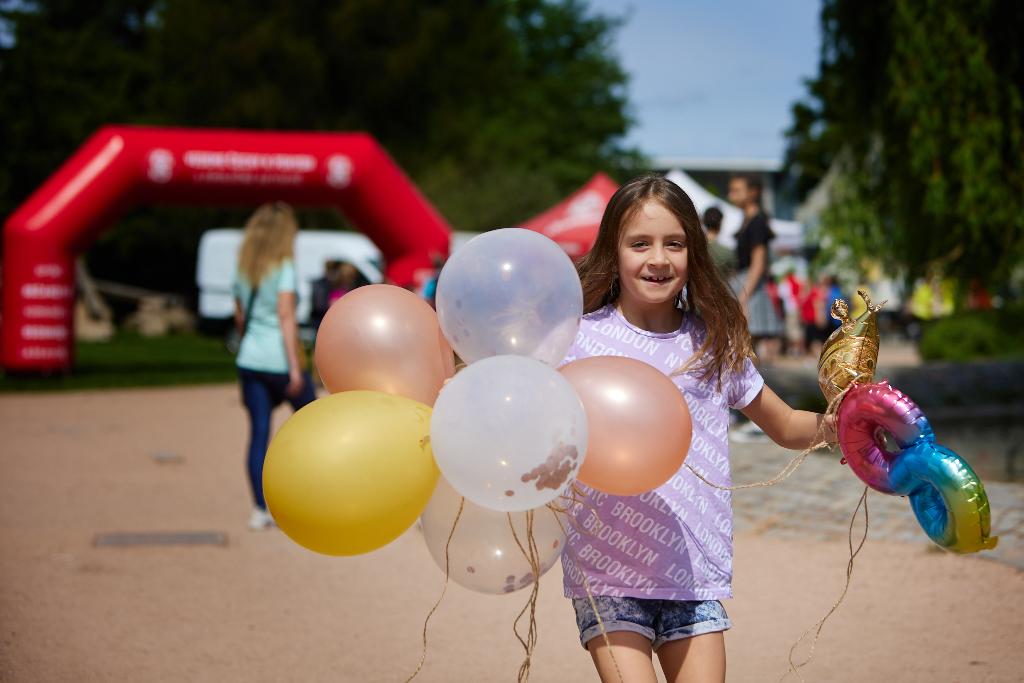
[{"xmin": 520, "ymin": 172, "xmax": 618, "ymax": 257}]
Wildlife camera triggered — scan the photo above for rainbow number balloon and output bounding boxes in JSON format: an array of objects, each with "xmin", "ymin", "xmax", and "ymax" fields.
[{"xmin": 837, "ymin": 381, "xmax": 998, "ymax": 554}]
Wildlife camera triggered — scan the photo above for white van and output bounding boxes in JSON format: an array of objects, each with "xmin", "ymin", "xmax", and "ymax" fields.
[{"xmin": 196, "ymin": 228, "xmax": 478, "ymax": 325}]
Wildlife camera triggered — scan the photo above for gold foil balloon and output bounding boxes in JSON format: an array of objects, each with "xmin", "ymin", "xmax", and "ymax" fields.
[{"xmin": 818, "ymin": 290, "xmax": 885, "ymax": 403}]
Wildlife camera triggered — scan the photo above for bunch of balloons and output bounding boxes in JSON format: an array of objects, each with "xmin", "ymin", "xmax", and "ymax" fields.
[
  {"xmin": 264, "ymin": 228, "xmax": 694, "ymax": 595},
  {"xmin": 821, "ymin": 292, "xmax": 998, "ymax": 554},
  {"xmin": 263, "ymin": 285, "xmax": 453, "ymax": 556}
]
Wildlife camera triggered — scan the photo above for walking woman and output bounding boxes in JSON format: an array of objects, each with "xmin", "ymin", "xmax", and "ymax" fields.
[
  {"xmin": 233, "ymin": 202, "xmax": 316, "ymax": 530},
  {"xmin": 727, "ymin": 173, "xmax": 782, "ymax": 362}
]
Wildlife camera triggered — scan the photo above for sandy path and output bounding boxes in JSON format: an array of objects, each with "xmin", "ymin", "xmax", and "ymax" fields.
[{"xmin": 1, "ymin": 385, "xmax": 1021, "ymax": 682}]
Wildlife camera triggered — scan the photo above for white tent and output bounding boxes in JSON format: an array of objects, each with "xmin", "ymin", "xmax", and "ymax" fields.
[{"xmin": 665, "ymin": 169, "xmax": 804, "ymax": 252}]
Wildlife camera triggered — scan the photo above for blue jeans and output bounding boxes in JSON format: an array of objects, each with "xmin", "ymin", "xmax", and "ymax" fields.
[
  {"xmin": 239, "ymin": 367, "xmax": 316, "ymax": 509},
  {"xmin": 571, "ymin": 596, "xmax": 731, "ymax": 650}
]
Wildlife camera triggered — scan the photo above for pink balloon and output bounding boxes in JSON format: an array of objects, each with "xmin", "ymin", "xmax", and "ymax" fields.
[
  {"xmin": 560, "ymin": 356, "xmax": 692, "ymax": 496},
  {"xmin": 837, "ymin": 380, "xmax": 935, "ymax": 494},
  {"xmin": 314, "ymin": 285, "xmax": 455, "ymax": 405}
]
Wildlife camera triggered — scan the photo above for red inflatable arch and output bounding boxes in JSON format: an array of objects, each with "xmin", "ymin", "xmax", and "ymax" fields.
[{"xmin": 1, "ymin": 125, "xmax": 451, "ymax": 373}]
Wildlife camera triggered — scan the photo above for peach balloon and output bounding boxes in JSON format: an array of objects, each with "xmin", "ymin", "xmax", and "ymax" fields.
[
  {"xmin": 560, "ymin": 356, "xmax": 692, "ymax": 496},
  {"xmin": 314, "ymin": 285, "xmax": 455, "ymax": 405}
]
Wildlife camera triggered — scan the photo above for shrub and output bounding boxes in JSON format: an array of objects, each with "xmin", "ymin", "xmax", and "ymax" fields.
[{"xmin": 919, "ymin": 305, "xmax": 1024, "ymax": 362}]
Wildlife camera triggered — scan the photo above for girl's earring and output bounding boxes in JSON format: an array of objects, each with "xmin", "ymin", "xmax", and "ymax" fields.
[{"xmin": 677, "ymin": 285, "xmax": 689, "ymax": 311}]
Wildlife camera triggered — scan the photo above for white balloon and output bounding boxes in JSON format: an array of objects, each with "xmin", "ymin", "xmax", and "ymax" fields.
[
  {"xmin": 421, "ymin": 478, "xmax": 567, "ymax": 594},
  {"xmin": 436, "ymin": 228, "xmax": 583, "ymax": 366},
  {"xmin": 430, "ymin": 355, "xmax": 588, "ymax": 511}
]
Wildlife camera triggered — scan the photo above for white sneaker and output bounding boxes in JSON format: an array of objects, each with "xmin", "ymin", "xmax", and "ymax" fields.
[
  {"xmin": 730, "ymin": 421, "xmax": 769, "ymax": 443},
  {"xmin": 248, "ymin": 507, "xmax": 276, "ymax": 531}
]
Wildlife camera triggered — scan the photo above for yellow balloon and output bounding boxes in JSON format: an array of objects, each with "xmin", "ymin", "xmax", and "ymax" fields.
[{"xmin": 263, "ymin": 390, "xmax": 438, "ymax": 556}]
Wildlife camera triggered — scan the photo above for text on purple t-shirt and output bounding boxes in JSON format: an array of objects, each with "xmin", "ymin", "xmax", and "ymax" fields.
[{"xmin": 560, "ymin": 305, "xmax": 764, "ymax": 601}]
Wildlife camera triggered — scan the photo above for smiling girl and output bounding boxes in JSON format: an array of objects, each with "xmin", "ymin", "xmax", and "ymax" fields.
[{"xmin": 560, "ymin": 175, "xmax": 834, "ymax": 682}]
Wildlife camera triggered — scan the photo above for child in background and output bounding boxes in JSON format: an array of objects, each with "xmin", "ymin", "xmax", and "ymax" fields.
[
  {"xmin": 700, "ymin": 206, "xmax": 736, "ymax": 280},
  {"xmin": 561, "ymin": 175, "xmax": 834, "ymax": 682},
  {"xmin": 823, "ymin": 275, "xmax": 846, "ymax": 333},
  {"xmin": 781, "ymin": 270, "xmax": 806, "ymax": 357},
  {"xmin": 801, "ymin": 275, "xmax": 828, "ymax": 357}
]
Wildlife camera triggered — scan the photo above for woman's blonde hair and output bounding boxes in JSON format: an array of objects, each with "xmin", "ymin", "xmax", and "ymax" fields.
[{"xmin": 237, "ymin": 202, "xmax": 298, "ymax": 285}]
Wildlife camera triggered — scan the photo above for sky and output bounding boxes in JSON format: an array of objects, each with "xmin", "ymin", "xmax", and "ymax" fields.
[
  {"xmin": 0, "ymin": 1, "xmax": 821, "ymax": 163},
  {"xmin": 587, "ymin": 0, "xmax": 822, "ymax": 163}
]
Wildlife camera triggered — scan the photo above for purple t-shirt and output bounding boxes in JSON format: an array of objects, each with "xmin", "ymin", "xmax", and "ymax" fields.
[{"xmin": 560, "ymin": 305, "xmax": 764, "ymax": 601}]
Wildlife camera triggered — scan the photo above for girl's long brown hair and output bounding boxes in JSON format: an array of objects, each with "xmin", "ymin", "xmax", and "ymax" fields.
[
  {"xmin": 576, "ymin": 175, "xmax": 753, "ymax": 386},
  {"xmin": 237, "ymin": 202, "xmax": 299, "ymax": 285}
]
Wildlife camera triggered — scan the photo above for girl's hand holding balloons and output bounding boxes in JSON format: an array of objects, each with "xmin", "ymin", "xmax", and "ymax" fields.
[{"xmin": 821, "ymin": 291, "xmax": 997, "ymax": 554}]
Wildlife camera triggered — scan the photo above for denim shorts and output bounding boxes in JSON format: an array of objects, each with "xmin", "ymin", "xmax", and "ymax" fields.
[{"xmin": 571, "ymin": 596, "xmax": 731, "ymax": 650}]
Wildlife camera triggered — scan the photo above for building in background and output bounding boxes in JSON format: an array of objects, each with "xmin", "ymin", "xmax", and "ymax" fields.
[{"xmin": 652, "ymin": 156, "xmax": 796, "ymax": 220}]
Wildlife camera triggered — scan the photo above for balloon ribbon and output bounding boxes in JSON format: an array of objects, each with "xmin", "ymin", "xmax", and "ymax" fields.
[{"xmin": 404, "ymin": 497, "xmax": 464, "ymax": 683}]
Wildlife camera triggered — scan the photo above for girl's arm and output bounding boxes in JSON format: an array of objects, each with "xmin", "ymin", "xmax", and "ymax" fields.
[{"xmin": 741, "ymin": 385, "xmax": 836, "ymax": 450}]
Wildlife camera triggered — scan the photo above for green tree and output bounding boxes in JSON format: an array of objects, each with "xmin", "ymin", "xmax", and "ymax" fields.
[
  {"xmin": 785, "ymin": 0, "xmax": 1024, "ymax": 291},
  {"xmin": 1, "ymin": 0, "xmax": 642, "ymax": 293},
  {"xmin": 0, "ymin": 0, "xmax": 158, "ymax": 218}
]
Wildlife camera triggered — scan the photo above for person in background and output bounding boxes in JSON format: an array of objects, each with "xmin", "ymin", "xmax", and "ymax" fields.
[
  {"xmin": 233, "ymin": 202, "xmax": 316, "ymax": 531},
  {"xmin": 823, "ymin": 275, "xmax": 846, "ymax": 333},
  {"xmin": 332, "ymin": 262, "xmax": 361, "ymax": 303},
  {"xmin": 727, "ymin": 173, "xmax": 782, "ymax": 363},
  {"xmin": 701, "ymin": 206, "xmax": 736, "ymax": 280},
  {"xmin": 312, "ymin": 260, "xmax": 364, "ymax": 330},
  {"xmin": 801, "ymin": 274, "xmax": 827, "ymax": 357},
  {"xmin": 311, "ymin": 259, "xmax": 343, "ymax": 331},
  {"xmin": 780, "ymin": 269, "xmax": 806, "ymax": 357},
  {"xmin": 765, "ymin": 274, "xmax": 785, "ymax": 332},
  {"xmin": 420, "ymin": 252, "xmax": 446, "ymax": 309},
  {"xmin": 968, "ymin": 279, "xmax": 993, "ymax": 311}
]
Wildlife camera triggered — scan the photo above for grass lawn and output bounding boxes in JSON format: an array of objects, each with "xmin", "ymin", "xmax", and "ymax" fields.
[{"xmin": 0, "ymin": 333, "xmax": 239, "ymax": 392}]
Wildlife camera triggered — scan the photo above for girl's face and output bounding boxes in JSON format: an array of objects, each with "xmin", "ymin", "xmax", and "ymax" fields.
[{"xmin": 616, "ymin": 200, "xmax": 688, "ymax": 308}]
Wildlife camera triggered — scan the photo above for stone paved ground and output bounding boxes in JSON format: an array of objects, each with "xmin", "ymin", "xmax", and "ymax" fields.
[{"xmin": 727, "ymin": 436, "xmax": 1024, "ymax": 570}]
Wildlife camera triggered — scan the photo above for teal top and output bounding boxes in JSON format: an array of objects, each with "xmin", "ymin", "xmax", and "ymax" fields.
[{"xmin": 232, "ymin": 260, "xmax": 297, "ymax": 373}]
